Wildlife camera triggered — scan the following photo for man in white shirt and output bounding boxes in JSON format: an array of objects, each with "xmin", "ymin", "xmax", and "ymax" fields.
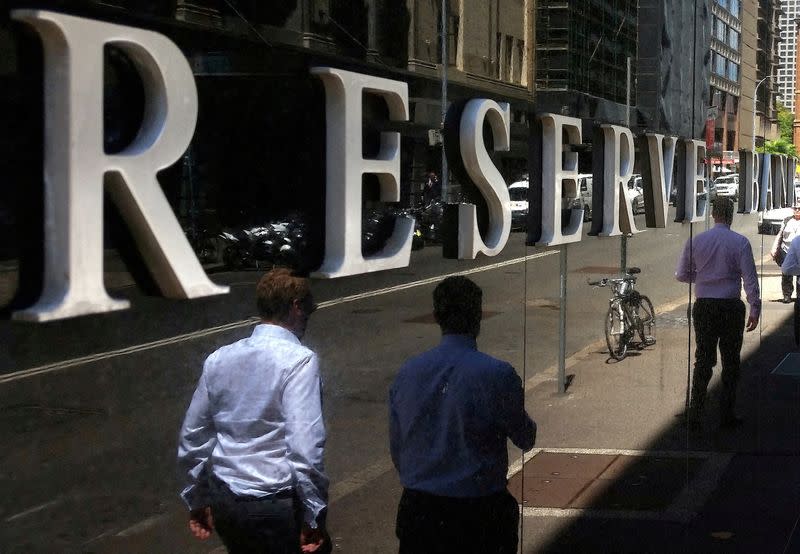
[
  {"xmin": 177, "ymin": 268, "xmax": 328, "ymax": 553},
  {"xmin": 771, "ymin": 203, "xmax": 800, "ymax": 302}
]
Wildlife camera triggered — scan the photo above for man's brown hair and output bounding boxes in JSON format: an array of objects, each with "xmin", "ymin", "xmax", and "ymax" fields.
[
  {"xmin": 711, "ymin": 197, "xmax": 734, "ymax": 224},
  {"xmin": 256, "ymin": 267, "xmax": 311, "ymax": 322}
]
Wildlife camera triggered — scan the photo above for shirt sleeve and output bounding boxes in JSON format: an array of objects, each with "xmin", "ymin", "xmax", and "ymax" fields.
[
  {"xmin": 675, "ymin": 238, "xmax": 694, "ymax": 283},
  {"xmin": 498, "ymin": 365, "xmax": 536, "ymax": 452},
  {"xmin": 740, "ymin": 240, "xmax": 761, "ymax": 319},
  {"xmin": 283, "ymin": 352, "xmax": 329, "ymax": 528},
  {"xmin": 177, "ymin": 365, "xmax": 217, "ymax": 511},
  {"xmin": 783, "ymin": 236, "xmax": 800, "ymax": 276}
]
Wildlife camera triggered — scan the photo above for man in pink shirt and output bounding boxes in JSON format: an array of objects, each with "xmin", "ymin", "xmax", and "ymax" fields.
[{"xmin": 675, "ymin": 198, "xmax": 761, "ymax": 428}]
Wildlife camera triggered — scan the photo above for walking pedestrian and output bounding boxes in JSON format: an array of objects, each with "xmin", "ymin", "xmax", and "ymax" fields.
[
  {"xmin": 675, "ymin": 198, "xmax": 761, "ymax": 428},
  {"xmin": 389, "ymin": 276, "xmax": 536, "ymax": 554},
  {"xmin": 177, "ymin": 267, "xmax": 329, "ymax": 553},
  {"xmin": 770, "ymin": 201, "xmax": 800, "ymax": 302}
]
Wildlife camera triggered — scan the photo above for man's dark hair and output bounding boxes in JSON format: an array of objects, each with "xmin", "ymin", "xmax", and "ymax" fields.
[
  {"xmin": 433, "ymin": 276, "xmax": 482, "ymax": 336},
  {"xmin": 256, "ymin": 267, "xmax": 310, "ymax": 322},
  {"xmin": 711, "ymin": 197, "xmax": 734, "ymax": 224}
]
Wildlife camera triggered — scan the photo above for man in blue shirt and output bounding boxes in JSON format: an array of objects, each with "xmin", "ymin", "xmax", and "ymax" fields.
[
  {"xmin": 389, "ymin": 276, "xmax": 536, "ymax": 554},
  {"xmin": 177, "ymin": 268, "xmax": 328, "ymax": 553}
]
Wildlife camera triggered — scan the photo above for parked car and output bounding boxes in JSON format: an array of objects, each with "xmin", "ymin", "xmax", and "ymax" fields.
[
  {"xmin": 507, "ymin": 174, "xmax": 590, "ymax": 230},
  {"xmin": 508, "ymin": 178, "xmax": 529, "ymax": 231},
  {"xmin": 758, "ymin": 206, "xmax": 793, "ymax": 235},
  {"xmin": 713, "ymin": 174, "xmax": 739, "ymax": 200}
]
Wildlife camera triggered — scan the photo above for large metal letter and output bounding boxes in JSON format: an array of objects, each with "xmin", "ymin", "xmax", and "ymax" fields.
[
  {"xmin": 681, "ymin": 139, "xmax": 707, "ymax": 224},
  {"xmin": 771, "ymin": 154, "xmax": 787, "ymax": 208},
  {"xmin": 311, "ymin": 67, "xmax": 412, "ymax": 277},
  {"xmin": 738, "ymin": 149, "xmax": 759, "ymax": 213},
  {"xmin": 537, "ymin": 114, "xmax": 583, "ymax": 246},
  {"xmin": 643, "ymin": 133, "xmax": 677, "ymax": 228},
  {"xmin": 759, "ymin": 153, "xmax": 773, "ymax": 211},
  {"xmin": 598, "ymin": 125, "xmax": 639, "ymax": 237},
  {"xmin": 456, "ymin": 99, "xmax": 512, "ymax": 259},
  {"xmin": 12, "ymin": 10, "xmax": 227, "ymax": 322}
]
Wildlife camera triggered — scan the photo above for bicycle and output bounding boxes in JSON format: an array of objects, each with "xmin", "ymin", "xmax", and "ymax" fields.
[{"xmin": 589, "ymin": 267, "xmax": 656, "ymax": 360}]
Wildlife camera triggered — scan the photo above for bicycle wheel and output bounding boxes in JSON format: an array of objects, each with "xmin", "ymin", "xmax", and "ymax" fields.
[
  {"xmin": 605, "ymin": 301, "xmax": 628, "ymax": 360},
  {"xmin": 636, "ymin": 295, "xmax": 656, "ymax": 346}
]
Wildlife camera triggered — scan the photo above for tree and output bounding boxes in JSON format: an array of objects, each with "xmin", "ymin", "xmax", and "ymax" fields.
[
  {"xmin": 757, "ymin": 137, "xmax": 798, "ymax": 158},
  {"xmin": 776, "ymin": 101, "xmax": 794, "ymax": 143}
]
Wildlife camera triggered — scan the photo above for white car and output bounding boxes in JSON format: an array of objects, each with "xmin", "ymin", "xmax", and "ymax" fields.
[
  {"xmin": 713, "ymin": 174, "xmax": 739, "ymax": 200},
  {"xmin": 758, "ymin": 207, "xmax": 793, "ymax": 235},
  {"xmin": 508, "ymin": 179, "xmax": 529, "ymax": 231}
]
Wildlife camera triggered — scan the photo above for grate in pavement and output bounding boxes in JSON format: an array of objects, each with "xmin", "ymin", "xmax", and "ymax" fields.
[
  {"xmin": 508, "ymin": 451, "xmax": 706, "ymax": 511},
  {"xmin": 771, "ymin": 353, "xmax": 800, "ymax": 377}
]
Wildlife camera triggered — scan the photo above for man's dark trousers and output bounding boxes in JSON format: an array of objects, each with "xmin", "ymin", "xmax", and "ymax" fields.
[
  {"xmin": 396, "ymin": 488, "xmax": 519, "ymax": 554},
  {"xmin": 690, "ymin": 298, "xmax": 746, "ymax": 422},
  {"xmin": 209, "ymin": 475, "xmax": 301, "ymax": 553}
]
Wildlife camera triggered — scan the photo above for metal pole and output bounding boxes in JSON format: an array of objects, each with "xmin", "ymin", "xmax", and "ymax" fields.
[
  {"xmin": 440, "ymin": 0, "xmax": 449, "ymax": 202},
  {"xmin": 558, "ymin": 245, "xmax": 568, "ymax": 394},
  {"xmin": 621, "ymin": 56, "xmax": 631, "ymax": 273}
]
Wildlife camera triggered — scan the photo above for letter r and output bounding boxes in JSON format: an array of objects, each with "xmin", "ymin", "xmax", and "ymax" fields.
[{"xmin": 12, "ymin": 10, "xmax": 227, "ymax": 321}]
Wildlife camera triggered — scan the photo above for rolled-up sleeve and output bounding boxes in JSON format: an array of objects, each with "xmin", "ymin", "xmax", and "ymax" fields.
[
  {"xmin": 283, "ymin": 353, "xmax": 329, "ymax": 528},
  {"xmin": 675, "ymin": 239, "xmax": 694, "ymax": 283},
  {"xmin": 177, "ymin": 367, "xmax": 216, "ymax": 510},
  {"xmin": 499, "ymin": 366, "xmax": 536, "ymax": 452},
  {"xmin": 740, "ymin": 241, "xmax": 761, "ymax": 319}
]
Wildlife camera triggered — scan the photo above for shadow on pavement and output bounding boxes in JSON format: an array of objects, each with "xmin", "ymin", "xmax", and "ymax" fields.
[{"xmin": 524, "ymin": 307, "xmax": 800, "ymax": 553}]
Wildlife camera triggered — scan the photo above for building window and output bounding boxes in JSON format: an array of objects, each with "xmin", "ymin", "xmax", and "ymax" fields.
[
  {"xmin": 727, "ymin": 61, "xmax": 739, "ymax": 82},
  {"xmin": 728, "ymin": 29, "xmax": 739, "ymax": 49},
  {"xmin": 729, "ymin": 0, "xmax": 740, "ymax": 16},
  {"xmin": 714, "ymin": 53, "xmax": 726, "ymax": 76},
  {"xmin": 715, "ymin": 19, "xmax": 726, "ymax": 42}
]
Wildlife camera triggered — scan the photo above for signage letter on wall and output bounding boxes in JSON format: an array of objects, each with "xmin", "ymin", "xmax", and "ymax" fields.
[
  {"xmin": 642, "ymin": 134, "xmax": 677, "ymax": 228},
  {"xmin": 311, "ymin": 67, "xmax": 412, "ymax": 277},
  {"xmin": 537, "ymin": 114, "xmax": 583, "ymax": 246},
  {"xmin": 738, "ymin": 149, "xmax": 760, "ymax": 213},
  {"xmin": 11, "ymin": 10, "xmax": 227, "ymax": 322},
  {"xmin": 598, "ymin": 125, "xmax": 639, "ymax": 237},
  {"xmin": 681, "ymin": 139, "xmax": 708, "ymax": 224},
  {"xmin": 455, "ymin": 99, "xmax": 512, "ymax": 258}
]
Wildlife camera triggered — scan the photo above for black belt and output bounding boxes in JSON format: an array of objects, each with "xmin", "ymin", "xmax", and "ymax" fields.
[{"xmin": 210, "ymin": 474, "xmax": 294, "ymax": 502}]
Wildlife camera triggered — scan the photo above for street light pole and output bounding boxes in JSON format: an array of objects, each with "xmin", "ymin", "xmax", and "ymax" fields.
[{"xmin": 753, "ymin": 75, "xmax": 776, "ymax": 153}]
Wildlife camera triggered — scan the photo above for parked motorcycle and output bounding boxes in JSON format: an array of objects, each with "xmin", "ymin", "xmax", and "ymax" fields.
[{"xmin": 219, "ymin": 214, "xmax": 314, "ymax": 272}]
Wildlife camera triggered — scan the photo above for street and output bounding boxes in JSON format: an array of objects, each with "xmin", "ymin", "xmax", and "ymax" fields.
[{"xmin": 0, "ymin": 210, "xmax": 776, "ymax": 552}]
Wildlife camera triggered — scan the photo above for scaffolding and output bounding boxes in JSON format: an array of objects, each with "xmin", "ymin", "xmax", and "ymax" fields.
[{"xmin": 536, "ymin": 0, "xmax": 637, "ymax": 104}]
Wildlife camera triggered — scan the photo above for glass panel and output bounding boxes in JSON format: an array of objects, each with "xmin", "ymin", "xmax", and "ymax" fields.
[{"xmin": 2, "ymin": 2, "xmax": 796, "ymax": 553}]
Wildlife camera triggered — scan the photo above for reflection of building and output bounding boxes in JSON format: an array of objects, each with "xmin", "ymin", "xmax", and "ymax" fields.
[
  {"xmin": 777, "ymin": 0, "xmax": 800, "ymax": 112},
  {"xmin": 535, "ymin": 0, "xmax": 638, "ymax": 125},
  {"xmin": 636, "ymin": 0, "xmax": 711, "ymax": 139},
  {"xmin": 534, "ymin": 0, "xmax": 711, "ymax": 142},
  {"xmin": 709, "ymin": 0, "xmax": 743, "ymax": 155},
  {"xmin": 755, "ymin": 0, "xmax": 782, "ymax": 145}
]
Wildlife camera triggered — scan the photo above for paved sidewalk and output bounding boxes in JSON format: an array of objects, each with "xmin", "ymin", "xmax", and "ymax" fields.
[
  {"xmin": 65, "ymin": 265, "xmax": 800, "ymax": 554},
  {"xmin": 514, "ymin": 266, "xmax": 800, "ymax": 553}
]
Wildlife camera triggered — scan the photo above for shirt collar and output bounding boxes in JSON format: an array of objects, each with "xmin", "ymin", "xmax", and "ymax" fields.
[
  {"xmin": 440, "ymin": 334, "xmax": 478, "ymax": 350},
  {"xmin": 713, "ymin": 223, "xmax": 730, "ymax": 229},
  {"xmin": 251, "ymin": 323, "xmax": 300, "ymax": 344}
]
